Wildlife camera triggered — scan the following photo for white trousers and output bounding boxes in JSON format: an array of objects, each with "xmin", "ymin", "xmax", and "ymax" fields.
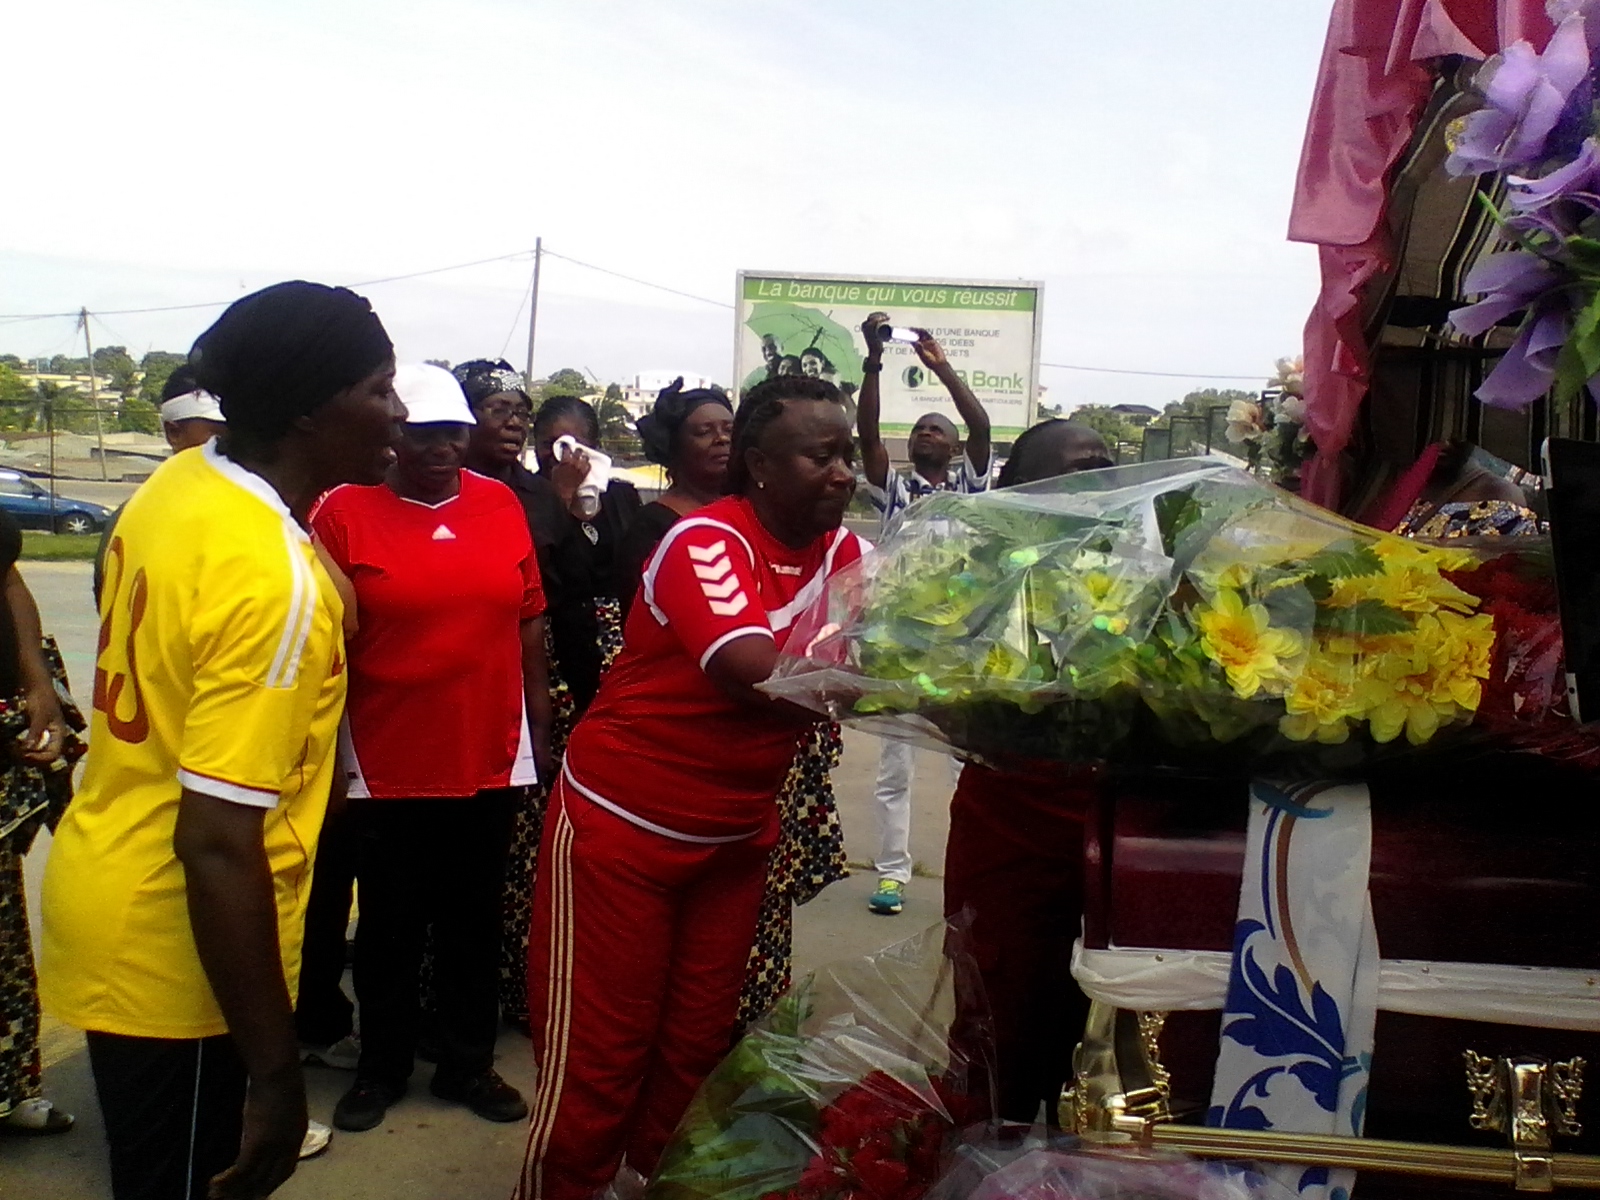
[{"xmin": 871, "ymin": 739, "xmax": 958, "ymax": 884}]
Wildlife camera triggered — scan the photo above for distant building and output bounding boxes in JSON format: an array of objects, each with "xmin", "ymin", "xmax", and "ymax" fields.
[
  {"xmin": 621, "ymin": 370, "xmax": 722, "ymax": 419},
  {"xmin": 1110, "ymin": 403, "xmax": 1160, "ymax": 427}
]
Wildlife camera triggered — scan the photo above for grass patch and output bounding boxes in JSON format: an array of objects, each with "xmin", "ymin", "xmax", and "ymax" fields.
[{"xmin": 21, "ymin": 531, "xmax": 100, "ymax": 561}]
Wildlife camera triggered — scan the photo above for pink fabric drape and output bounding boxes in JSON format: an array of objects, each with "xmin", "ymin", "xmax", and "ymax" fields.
[{"xmin": 1290, "ymin": 0, "xmax": 1553, "ymax": 508}]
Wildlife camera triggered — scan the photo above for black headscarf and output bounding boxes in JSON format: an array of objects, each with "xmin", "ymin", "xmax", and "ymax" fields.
[
  {"xmin": 190, "ymin": 281, "xmax": 393, "ymax": 445},
  {"xmin": 636, "ymin": 377, "xmax": 732, "ymax": 467}
]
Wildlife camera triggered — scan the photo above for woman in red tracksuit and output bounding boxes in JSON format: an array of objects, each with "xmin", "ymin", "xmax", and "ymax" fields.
[
  {"xmin": 942, "ymin": 419, "xmax": 1116, "ymax": 1126},
  {"xmin": 517, "ymin": 375, "xmax": 866, "ymax": 1200}
]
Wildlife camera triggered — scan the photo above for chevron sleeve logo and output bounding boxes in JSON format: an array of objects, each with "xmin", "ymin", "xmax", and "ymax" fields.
[{"xmin": 686, "ymin": 539, "xmax": 751, "ymax": 617}]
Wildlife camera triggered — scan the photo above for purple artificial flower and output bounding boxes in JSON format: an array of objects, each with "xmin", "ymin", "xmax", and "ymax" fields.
[
  {"xmin": 1447, "ymin": 13, "xmax": 1593, "ymax": 176},
  {"xmin": 1507, "ymin": 135, "xmax": 1600, "ymax": 212},
  {"xmin": 1476, "ymin": 299, "xmax": 1572, "ymax": 408},
  {"xmin": 1449, "ymin": 250, "xmax": 1563, "ymax": 334}
]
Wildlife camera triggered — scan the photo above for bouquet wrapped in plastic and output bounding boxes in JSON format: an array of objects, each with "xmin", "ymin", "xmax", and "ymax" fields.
[
  {"xmin": 647, "ymin": 925, "xmax": 991, "ymax": 1200},
  {"xmin": 765, "ymin": 460, "xmax": 1591, "ymax": 777}
]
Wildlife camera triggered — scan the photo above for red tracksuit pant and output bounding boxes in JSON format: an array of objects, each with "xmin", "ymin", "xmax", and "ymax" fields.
[
  {"xmin": 516, "ymin": 778, "xmax": 777, "ymax": 1200},
  {"xmin": 943, "ymin": 761, "xmax": 1095, "ymax": 1125}
]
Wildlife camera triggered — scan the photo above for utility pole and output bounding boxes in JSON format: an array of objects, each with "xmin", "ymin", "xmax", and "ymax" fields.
[
  {"xmin": 525, "ymin": 238, "xmax": 542, "ymax": 387},
  {"xmin": 78, "ymin": 307, "xmax": 109, "ymax": 482}
]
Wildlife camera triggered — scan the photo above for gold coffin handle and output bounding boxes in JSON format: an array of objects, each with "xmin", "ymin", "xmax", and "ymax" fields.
[{"xmin": 1137, "ymin": 1124, "xmax": 1600, "ymax": 1192}]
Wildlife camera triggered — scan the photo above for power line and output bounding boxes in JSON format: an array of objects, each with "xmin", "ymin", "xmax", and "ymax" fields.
[
  {"xmin": 540, "ymin": 249, "xmax": 733, "ymax": 310},
  {"xmin": 1040, "ymin": 361, "xmax": 1264, "ymax": 381},
  {"xmin": 0, "ymin": 248, "xmax": 538, "ymax": 321},
  {"xmin": 500, "ymin": 260, "xmax": 538, "ymax": 360}
]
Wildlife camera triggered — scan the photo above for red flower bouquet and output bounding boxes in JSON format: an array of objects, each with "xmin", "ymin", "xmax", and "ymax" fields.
[
  {"xmin": 767, "ymin": 1072, "xmax": 985, "ymax": 1200},
  {"xmin": 647, "ymin": 926, "xmax": 993, "ymax": 1200}
]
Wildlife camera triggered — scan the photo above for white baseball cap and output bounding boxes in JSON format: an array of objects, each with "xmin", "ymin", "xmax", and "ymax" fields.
[
  {"xmin": 159, "ymin": 389, "xmax": 225, "ymax": 424},
  {"xmin": 394, "ymin": 363, "xmax": 476, "ymax": 426}
]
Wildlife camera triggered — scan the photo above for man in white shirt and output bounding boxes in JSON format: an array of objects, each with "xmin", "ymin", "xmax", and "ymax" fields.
[{"xmin": 855, "ymin": 315, "xmax": 992, "ymax": 915}]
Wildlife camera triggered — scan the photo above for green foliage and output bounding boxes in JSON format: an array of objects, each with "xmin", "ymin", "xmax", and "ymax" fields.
[
  {"xmin": 0, "ymin": 364, "xmax": 33, "ymax": 404},
  {"xmin": 542, "ymin": 367, "xmax": 589, "ymax": 398},
  {"xmin": 1315, "ymin": 599, "xmax": 1412, "ymax": 636},
  {"xmin": 597, "ymin": 392, "xmax": 639, "ymax": 457},
  {"xmin": 117, "ymin": 397, "xmax": 162, "ymax": 435},
  {"xmin": 604, "ymin": 382, "xmax": 624, "ymax": 403},
  {"xmin": 137, "ymin": 351, "xmax": 187, "ymax": 406},
  {"xmin": 0, "ymin": 365, "xmax": 43, "ymax": 432},
  {"xmin": 1157, "ymin": 388, "xmax": 1258, "ymax": 425},
  {"xmin": 1556, "ymin": 288, "xmax": 1600, "ymax": 404},
  {"xmin": 36, "ymin": 382, "xmax": 103, "ymax": 435},
  {"xmin": 1069, "ymin": 404, "xmax": 1141, "ymax": 446},
  {"xmin": 46, "ymin": 355, "xmax": 89, "ymax": 376},
  {"xmin": 1154, "ymin": 489, "xmax": 1202, "ymax": 555},
  {"xmin": 20, "ymin": 532, "xmax": 101, "ymax": 562},
  {"xmin": 94, "ymin": 345, "xmax": 137, "ymax": 396},
  {"xmin": 1303, "ymin": 541, "xmax": 1383, "ymax": 581}
]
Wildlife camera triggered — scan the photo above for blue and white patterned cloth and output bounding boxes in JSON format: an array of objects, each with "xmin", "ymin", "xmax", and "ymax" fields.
[
  {"xmin": 1207, "ymin": 780, "xmax": 1379, "ymax": 1200},
  {"xmin": 864, "ymin": 450, "xmax": 989, "ymax": 531}
]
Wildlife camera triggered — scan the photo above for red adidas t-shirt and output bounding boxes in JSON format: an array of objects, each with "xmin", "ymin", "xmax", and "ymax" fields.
[
  {"xmin": 564, "ymin": 495, "xmax": 865, "ymax": 840},
  {"xmin": 312, "ymin": 471, "xmax": 546, "ymax": 799}
]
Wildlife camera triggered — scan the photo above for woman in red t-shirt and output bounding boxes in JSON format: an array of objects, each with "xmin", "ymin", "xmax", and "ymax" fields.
[
  {"xmin": 516, "ymin": 376, "xmax": 865, "ymax": 1200},
  {"xmin": 310, "ymin": 364, "xmax": 553, "ymax": 1135}
]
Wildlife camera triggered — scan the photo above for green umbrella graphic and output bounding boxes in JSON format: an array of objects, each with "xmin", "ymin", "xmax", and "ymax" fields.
[{"xmin": 745, "ymin": 302, "xmax": 863, "ymax": 387}]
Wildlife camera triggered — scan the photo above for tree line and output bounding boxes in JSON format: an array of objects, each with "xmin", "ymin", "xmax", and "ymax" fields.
[{"xmin": 0, "ymin": 348, "xmax": 186, "ymax": 436}]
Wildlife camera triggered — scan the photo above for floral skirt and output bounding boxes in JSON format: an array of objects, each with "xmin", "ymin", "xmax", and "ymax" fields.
[
  {"xmin": 0, "ymin": 639, "xmax": 84, "ymax": 1115},
  {"xmin": 736, "ymin": 722, "xmax": 848, "ymax": 1028},
  {"xmin": 0, "ymin": 850, "xmax": 41, "ymax": 1116}
]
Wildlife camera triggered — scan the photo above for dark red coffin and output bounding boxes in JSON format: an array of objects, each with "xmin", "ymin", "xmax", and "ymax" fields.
[{"xmin": 1081, "ymin": 755, "xmax": 1600, "ymax": 1194}]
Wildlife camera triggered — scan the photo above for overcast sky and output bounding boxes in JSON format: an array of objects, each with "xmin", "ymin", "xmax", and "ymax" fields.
[{"xmin": 2, "ymin": 0, "xmax": 1332, "ymax": 412}]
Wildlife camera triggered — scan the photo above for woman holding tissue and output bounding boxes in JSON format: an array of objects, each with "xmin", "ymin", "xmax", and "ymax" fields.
[{"xmin": 527, "ymin": 397, "xmax": 642, "ymax": 716}]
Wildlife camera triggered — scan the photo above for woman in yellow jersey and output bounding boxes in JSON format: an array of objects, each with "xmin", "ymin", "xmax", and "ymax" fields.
[{"xmin": 41, "ymin": 281, "xmax": 406, "ymax": 1200}]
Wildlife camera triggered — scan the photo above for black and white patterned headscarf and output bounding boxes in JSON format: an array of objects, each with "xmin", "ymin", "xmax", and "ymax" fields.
[{"xmin": 452, "ymin": 358, "xmax": 529, "ymax": 406}]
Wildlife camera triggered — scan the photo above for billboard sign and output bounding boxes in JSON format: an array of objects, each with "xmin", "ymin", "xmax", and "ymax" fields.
[{"xmin": 734, "ymin": 271, "xmax": 1043, "ymax": 437}]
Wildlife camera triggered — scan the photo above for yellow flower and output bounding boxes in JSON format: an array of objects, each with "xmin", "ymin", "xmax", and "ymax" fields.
[
  {"xmin": 1424, "ymin": 610, "xmax": 1496, "ymax": 711},
  {"xmin": 1351, "ymin": 609, "xmax": 1492, "ymax": 744},
  {"xmin": 1195, "ymin": 588, "xmax": 1304, "ymax": 699},
  {"xmin": 1349, "ymin": 539, "xmax": 1479, "ymax": 614},
  {"xmin": 1279, "ymin": 650, "xmax": 1360, "ymax": 744}
]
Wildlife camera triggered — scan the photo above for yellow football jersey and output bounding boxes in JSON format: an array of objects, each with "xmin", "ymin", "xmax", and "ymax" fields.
[{"xmin": 41, "ymin": 441, "xmax": 347, "ymax": 1039}]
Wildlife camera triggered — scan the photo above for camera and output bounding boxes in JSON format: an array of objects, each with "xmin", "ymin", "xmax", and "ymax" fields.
[{"xmin": 869, "ymin": 316, "xmax": 919, "ymax": 344}]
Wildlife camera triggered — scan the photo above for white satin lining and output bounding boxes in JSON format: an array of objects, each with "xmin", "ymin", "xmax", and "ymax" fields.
[{"xmin": 1072, "ymin": 941, "xmax": 1600, "ymax": 1032}]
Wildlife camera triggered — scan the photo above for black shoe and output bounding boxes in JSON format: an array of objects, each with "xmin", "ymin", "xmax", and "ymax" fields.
[
  {"xmin": 429, "ymin": 1068, "xmax": 528, "ymax": 1123},
  {"xmin": 332, "ymin": 1078, "xmax": 406, "ymax": 1132}
]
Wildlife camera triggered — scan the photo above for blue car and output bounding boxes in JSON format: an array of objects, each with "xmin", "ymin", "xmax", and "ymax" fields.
[{"xmin": 0, "ymin": 471, "xmax": 113, "ymax": 534}]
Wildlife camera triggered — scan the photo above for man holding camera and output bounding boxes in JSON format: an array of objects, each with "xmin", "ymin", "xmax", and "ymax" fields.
[{"xmin": 856, "ymin": 315, "xmax": 992, "ymax": 915}]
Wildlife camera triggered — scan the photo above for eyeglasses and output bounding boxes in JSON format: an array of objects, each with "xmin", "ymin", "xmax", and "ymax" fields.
[{"xmin": 478, "ymin": 400, "xmax": 533, "ymax": 421}]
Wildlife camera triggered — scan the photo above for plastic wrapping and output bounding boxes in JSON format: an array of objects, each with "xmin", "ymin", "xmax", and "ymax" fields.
[
  {"xmin": 927, "ymin": 1145, "xmax": 1294, "ymax": 1200},
  {"xmin": 765, "ymin": 460, "xmax": 1592, "ymax": 776},
  {"xmin": 647, "ymin": 924, "xmax": 993, "ymax": 1200}
]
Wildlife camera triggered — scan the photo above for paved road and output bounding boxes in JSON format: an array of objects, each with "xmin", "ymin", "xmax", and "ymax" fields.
[{"xmin": 8, "ymin": 561, "xmax": 959, "ymax": 1198}]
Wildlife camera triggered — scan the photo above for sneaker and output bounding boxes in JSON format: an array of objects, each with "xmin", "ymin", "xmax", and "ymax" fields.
[
  {"xmin": 300, "ymin": 1034, "xmax": 361, "ymax": 1071},
  {"xmin": 299, "ymin": 1119, "xmax": 331, "ymax": 1160},
  {"xmin": 430, "ymin": 1068, "xmax": 529, "ymax": 1123},
  {"xmin": 868, "ymin": 879, "xmax": 905, "ymax": 915},
  {"xmin": 332, "ymin": 1078, "xmax": 406, "ymax": 1132}
]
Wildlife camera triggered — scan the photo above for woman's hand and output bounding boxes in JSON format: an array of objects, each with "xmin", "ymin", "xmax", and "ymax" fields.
[
  {"xmin": 16, "ymin": 680, "xmax": 64, "ymax": 766},
  {"xmin": 550, "ymin": 445, "xmax": 589, "ymax": 512}
]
